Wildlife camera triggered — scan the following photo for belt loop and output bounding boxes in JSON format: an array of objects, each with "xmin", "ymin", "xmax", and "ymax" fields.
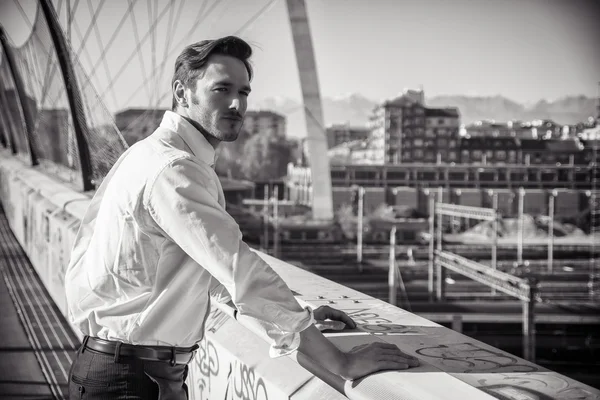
[
  {"xmin": 80, "ymin": 335, "xmax": 90, "ymax": 354},
  {"xmin": 114, "ymin": 342, "xmax": 122, "ymax": 363},
  {"xmin": 170, "ymin": 347, "xmax": 176, "ymax": 367}
]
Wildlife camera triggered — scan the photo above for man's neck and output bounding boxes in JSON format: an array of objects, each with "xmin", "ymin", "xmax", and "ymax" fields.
[{"xmin": 177, "ymin": 112, "xmax": 221, "ymax": 150}]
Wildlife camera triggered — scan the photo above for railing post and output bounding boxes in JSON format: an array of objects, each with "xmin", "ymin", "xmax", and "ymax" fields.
[
  {"xmin": 389, "ymin": 226, "xmax": 397, "ymax": 306},
  {"xmin": 38, "ymin": 0, "xmax": 94, "ymax": 191},
  {"xmin": 522, "ymin": 278, "xmax": 538, "ymax": 362},
  {"xmin": 273, "ymin": 186, "xmax": 280, "ymax": 259},
  {"xmin": 436, "ymin": 187, "xmax": 445, "ymax": 302},
  {"xmin": 491, "ymin": 190, "xmax": 498, "ymax": 296},
  {"xmin": 517, "ymin": 187, "xmax": 525, "ymax": 264},
  {"xmin": 357, "ymin": 186, "xmax": 364, "ymax": 270},
  {"xmin": 0, "ymin": 27, "xmax": 38, "ymax": 165},
  {"xmin": 262, "ymin": 184, "xmax": 269, "ymax": 253},
  {"xmin": 548, "ymin": 190, "xmax": 556, "ymax": 274},
  {"xmin": 428, "ymin": 191, "xmax": 435, "ymax": 302}
]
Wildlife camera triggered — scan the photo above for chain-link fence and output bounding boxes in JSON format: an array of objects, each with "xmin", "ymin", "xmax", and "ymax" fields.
[{"xmin": 0, "ymin": 2, "xmax": 129, "ymax": 190}]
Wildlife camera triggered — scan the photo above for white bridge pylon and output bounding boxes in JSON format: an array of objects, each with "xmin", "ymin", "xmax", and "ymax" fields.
[{"xmin": 286, "ymin": 0, "xmax": 333, "ymax": 221}]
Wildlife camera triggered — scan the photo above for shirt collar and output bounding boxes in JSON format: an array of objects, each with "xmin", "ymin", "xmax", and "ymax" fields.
[{"xmin": 159, "ymin": 110, "xmax": 217, "ymax": 167}]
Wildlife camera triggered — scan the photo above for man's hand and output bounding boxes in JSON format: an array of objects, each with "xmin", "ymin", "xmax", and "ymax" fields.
[
  {"xmin": 341, "ymin": 342, "xmax": 420, "ymax": 381},
  {"xmin": 313, "ymin": 305, "xmax": 357, "ymax": 331},
  {"xmin": 304, "ymin": 306, "xmax": 420, "ymax": 380}
]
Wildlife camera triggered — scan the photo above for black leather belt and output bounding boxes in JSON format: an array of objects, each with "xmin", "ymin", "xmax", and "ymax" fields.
[{"xmin": 83, "ymin": 336, "xmax": 199, "ymax": 366}]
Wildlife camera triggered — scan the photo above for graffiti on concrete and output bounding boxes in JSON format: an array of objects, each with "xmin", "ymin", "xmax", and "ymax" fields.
[
  {"xmin": 476, "ymin": 374, "xmax": 600, "ymax": 400},
  {"xmin": 344, "ymin": 307, "xmax": 395, "ymax": 325},
  {"xmin": 206, "ymin": 307, "xmax": 229, "ymax": 334},
  {"xmin": 191, "ymin": 339, "xmax": 220, "ymax": 400},
  {"xmin": 416, "ymin": 342, "xmax": 539, "ymax": 373},
  {"xmin": 360, "ymin": 323, "xmax": 421, "ymax": 335},
  {"xmin": 232, "ymin": 360, "xmax": 268, "ymax": 400}
]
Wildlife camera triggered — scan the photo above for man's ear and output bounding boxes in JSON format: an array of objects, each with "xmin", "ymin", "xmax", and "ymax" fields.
[{"xmin": 172, "ymin": 80, "xmax": 187, "ymax": 108}]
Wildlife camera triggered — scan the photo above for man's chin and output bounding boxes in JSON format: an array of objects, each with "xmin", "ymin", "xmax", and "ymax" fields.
[{"xmin": 216, "ymin": 131, "xmax": 239, "ymax": 142}]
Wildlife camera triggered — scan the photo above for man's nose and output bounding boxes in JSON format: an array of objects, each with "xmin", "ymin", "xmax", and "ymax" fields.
[{"xmin": 229, "ymin": 98, "xmax": 240, "ymax": 110}]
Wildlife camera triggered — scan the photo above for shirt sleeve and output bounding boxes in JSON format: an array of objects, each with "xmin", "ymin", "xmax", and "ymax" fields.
[{"xmin": 146, "ymin": 157, "xmax": 314, "ymax": 355}]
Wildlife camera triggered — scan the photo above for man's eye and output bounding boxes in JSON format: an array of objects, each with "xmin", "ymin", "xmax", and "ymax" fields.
[
  {"xmin": 240, "ymin": 91, "xmax": 250, "ymax": 97},
  {"xmin": 214, "ymin": 87, "xmax": 227, "ymax": 92}
]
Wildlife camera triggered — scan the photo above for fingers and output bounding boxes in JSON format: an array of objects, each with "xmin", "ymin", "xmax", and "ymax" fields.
[
  {"xmin": 378, "ymin": 354, "xmax": 420, "ymax": 367},
  {"xmin": 367, "ymin": 342, "xmax": 420, "ymax": 367},
  {"xmin": 314, "ymin": 306, "xmax": 357, "ymax": 329},
  {"xmin": 378, "ymin": 361, "xmax": 410, "ymax": 371}
]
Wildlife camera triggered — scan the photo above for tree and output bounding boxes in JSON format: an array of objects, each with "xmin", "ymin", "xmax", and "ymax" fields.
[{"xmin": 240, "ymin": 132, "xmax": 293, "ymax": 182}]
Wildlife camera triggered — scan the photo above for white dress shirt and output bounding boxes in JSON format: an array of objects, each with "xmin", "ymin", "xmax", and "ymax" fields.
[{"xmin": 65, "ymin": 111, "xmax": 314, "ymax": 356}]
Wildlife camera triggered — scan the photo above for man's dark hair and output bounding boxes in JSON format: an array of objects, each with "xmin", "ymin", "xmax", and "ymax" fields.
[{"xmin": 171, "ymin": 36, "xmax": 253, "ymax": 110}]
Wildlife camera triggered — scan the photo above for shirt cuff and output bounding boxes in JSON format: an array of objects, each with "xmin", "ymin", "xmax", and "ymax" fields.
[{"xmin": 268, "ymin": 307, "xmax": 315, "ymax": 358}]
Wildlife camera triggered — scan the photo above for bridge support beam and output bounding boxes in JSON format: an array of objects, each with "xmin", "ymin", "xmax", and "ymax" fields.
[
  {"xmin": 38, "ymin": 0, "xmax": 94, "ymax": 191},
  {"xmin": 0, "ymin": 28, "xmax": 38, "ymax": 166},
  {"xmin": 286, "ymin": 0, "xmax": 333, "ymax": 221}
]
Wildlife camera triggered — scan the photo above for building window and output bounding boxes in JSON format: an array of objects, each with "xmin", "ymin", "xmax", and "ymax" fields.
[
  {"xmin": 448, "ymin": 151, "xmax": 457, "ymax": 161},
  {"xmin": 508, "ymin": 150, "xmax": 517, "ymax": 163},
  {"xmin": 424, "ymin": 139, "xmax": 435, "ymax": 148},
  {"xmin": 496, "ymin": 150, "xmax": 506, "ymax": 161},
  {"xmin": 413, "ymin": 149, "xmax": 424, "ymax": 159},
  {"xmin": 438, "ymin": 138, "xmax": 447, "ymax": 147},
  {"xmin": 424, "ymin": 150, "xmax": 435, "ymax": 161},
  {"xmin": 449, "ymin": 140, "xmax": 457, "ymax": 148},
  {"xmin": 461, "ymin": 150, "xmax": 470, "ymax": 162},
  {"xmin": 472, "ymin": 150, "xmax": 482, "ymax": 161},
  {"xmin": 486, "ymin": 150, "xmax": 494, "ymax": 161},
  {"xmin": 438, "ymin": 118, "xmax": 444, "ymax": 125},
  {"xmin": 413, "ymin": 138, "xmax": 423, "ymax": 147}
]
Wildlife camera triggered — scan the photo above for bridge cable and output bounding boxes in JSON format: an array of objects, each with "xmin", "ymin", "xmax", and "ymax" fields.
[
  {"xmin": 128, "ymin": 0, "xmax": 152, "ymax": 102},
  {"xmin": 38, "ymin": 0, "xmax": 103, "ymax": 107},
  {"xmin": 72, "ymin": 0, "xmax": 105, "ymax": 62},
  {"xmin": 150, "ymin": 0, "xmax": 159, "ymax": 111},
  {"xmin": 115, "ymin": 0, "xmax": 213, "ymax": 114},
  {"xmin": 120, "ymin": 0, "xmax": 223, "ymax": 132},
  {"xmin": 11, "ymin": 0, "xmax": 63, "ymax": 111},
  {"xmin": 87, "ymin": 0, "xmax": 175, "ymax": 107},
  {"xmin": 47, "ymin": 0, "xmax": 141, "ymax": 108},
  {"xmin": 153, "ymin": 0, "xmax": 178, "ymax": 110},
  {"xmin": 234, "ymin": 0, "xmax": 280, "ymax": 36},
  {"xmin": 126, "ymin": 0, "xmax": 273, "ymax": 112},
  {"xmin": 104, "ymin": 0, "xmax": 176, "ymax": 112},
  {"xmin": 147, "ymin": 0, "xmax": 155, "ymax": 107},
  {"xmin": 42, "ymin": 16, "xmax": 96, "ymax": 113},
  {"xmin": 65, "ymin": 0, "xmax": 82, "ymax": 59},
  {"xmin": 121, "ymin": 0, "xmax": 213, "ymax": 131},
  {"xmin": 87, "ymin": 0, "xmax": 118, "ymax": 111}
]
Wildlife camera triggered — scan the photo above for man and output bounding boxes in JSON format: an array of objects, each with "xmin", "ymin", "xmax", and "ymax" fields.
[{"xmin": 65, "ymin": 36, "xmax": 418, "ymax": 399}]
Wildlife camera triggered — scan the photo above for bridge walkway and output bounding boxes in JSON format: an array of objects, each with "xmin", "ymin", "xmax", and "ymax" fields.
[{"xmin": 0, "ymin": 204, "xmax": 78, "ymax": 399}]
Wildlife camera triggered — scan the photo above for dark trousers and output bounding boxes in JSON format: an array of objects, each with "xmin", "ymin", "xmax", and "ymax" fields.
[{"xmin": 68, "ymin": 338, "xmax": 190, "ymax": 400}]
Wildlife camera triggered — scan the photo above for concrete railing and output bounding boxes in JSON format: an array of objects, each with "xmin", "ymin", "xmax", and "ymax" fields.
[{"xmin": 1, "ymin": 150, "xmax": 599, "ymax": 400}]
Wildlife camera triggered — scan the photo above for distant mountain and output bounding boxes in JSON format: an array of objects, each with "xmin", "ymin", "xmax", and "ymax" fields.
[{"xmin": 251, "ymin": 94, "xmax": 597, "ymax": 138}]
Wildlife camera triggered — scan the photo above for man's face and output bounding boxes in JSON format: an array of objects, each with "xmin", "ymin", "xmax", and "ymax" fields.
[{"xmin": 184, "ymin": 54, "xmax": 251, "ymax": 143}]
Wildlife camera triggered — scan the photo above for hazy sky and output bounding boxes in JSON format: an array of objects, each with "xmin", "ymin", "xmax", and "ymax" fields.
[{"xmin": 0, "ymin": 0, "xmax": 599, "ymax": 113}]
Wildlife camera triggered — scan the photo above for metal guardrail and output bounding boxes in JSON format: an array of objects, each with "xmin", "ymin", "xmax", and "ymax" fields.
[
  {"xmin": 435, "ymin": 250, "xmax": 533, "ymax": 302},
  {"xmin": 434, "ymin": 203, "xmax": 497, "ymax": 221}
]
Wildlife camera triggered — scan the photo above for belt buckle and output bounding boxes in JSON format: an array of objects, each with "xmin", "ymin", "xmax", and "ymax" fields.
[{"xmin": 170, "ymin": 348, "xmax": 176, "ymax": 367}]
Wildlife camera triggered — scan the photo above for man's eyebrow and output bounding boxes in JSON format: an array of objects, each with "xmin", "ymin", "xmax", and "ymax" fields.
[{"xmin": 213, "ymin": 80, "xmax": 251, "ymax": 92}]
